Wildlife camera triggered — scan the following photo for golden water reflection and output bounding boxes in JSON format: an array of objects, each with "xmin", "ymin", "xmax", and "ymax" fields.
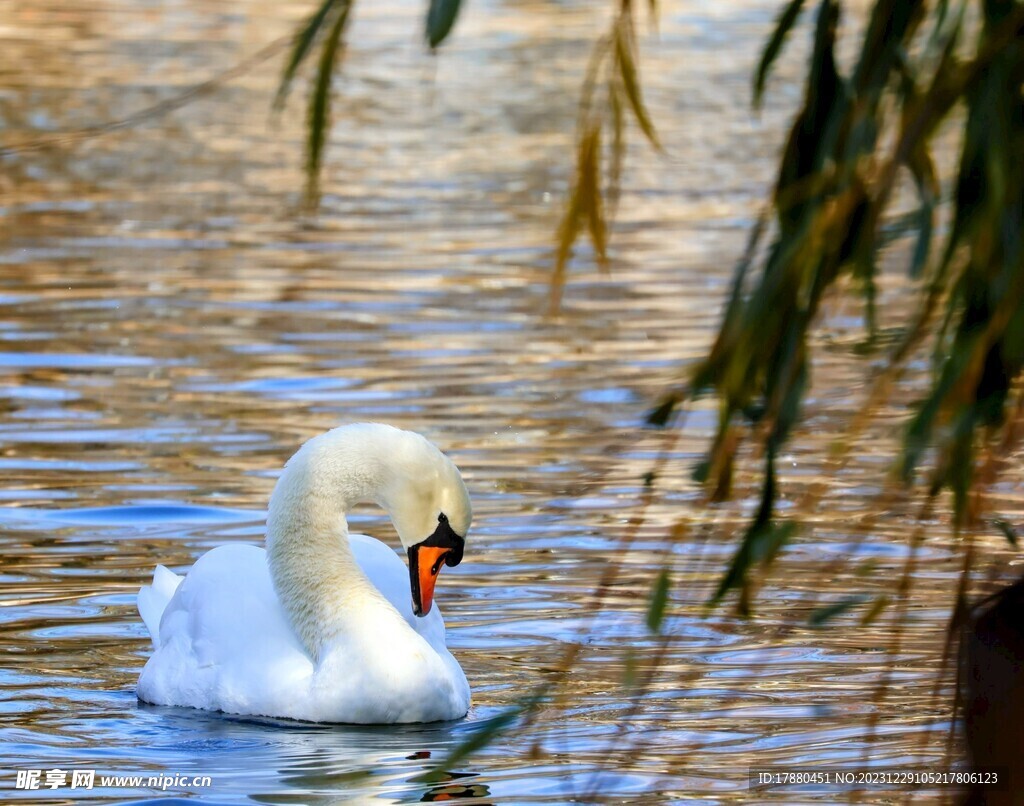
[{"xmin": 1, "ymin": 0, "xmax": 1022, "ymax": 803}]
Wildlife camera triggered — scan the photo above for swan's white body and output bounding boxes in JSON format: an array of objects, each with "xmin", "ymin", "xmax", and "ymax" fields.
[{"xmin": 136, "ymin": 424, "xmax": 471, "ymax": 724}]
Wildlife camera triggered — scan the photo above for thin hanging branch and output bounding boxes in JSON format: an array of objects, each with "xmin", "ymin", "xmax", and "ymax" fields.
[
  {"xmin": 0, "ymin": 36, "xmax": 292, "ymax": 158},
  {"xmin": 549, "ymin": 0, "xmax": 662, "ymax": 311},
  {"xmin": 650, "ymin": 0, "xmax": 1024, "ymax": 606}
]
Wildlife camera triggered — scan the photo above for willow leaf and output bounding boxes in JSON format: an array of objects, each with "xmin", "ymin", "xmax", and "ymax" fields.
[
  {"xmin": 306, "ymin": 1, "xmax": 351, "ymax": 205},
  {"xmin": 615, "ymin": 21, "xmax": 660, "ymax": 150},
  {"xmin": 994, "ymin": 519, "xmax": 1019, "ymax": 547},
  {"xmin": 551, "ymin": 202, "xmax": 581, "ymax": 310},
  {"xmin": 551, "ymin": 124, "xmax": 602, "ymax": 308},
  {"xmin": 908, "ymin": 147, "xmax": 937, "ymax": 275},
  {"xmin": 908, "ymin": 199, "xmax": 935, "ymax": 278},
  {"xmin": 422, "ymin": 696, "xmax": 545, "ymax": 780},
  {"xmin": 426, "ymin": 0, "xmax": 462, "ymax": 49},
  {"xmin": 809, "ymin": 594, "xmax": 869, "ymax": 626},
  {"xmin": 579, "ymin": 128, "xmax": 607, "ymax": 267},
  {"xmin": 860, "ymin": 594, "xmax": 890, "ymax": 626},
  {"xmin": 646, "ymin": 568, "xmax": 671, "ymax": 633},
  {"xmin": 712, "ymin": 521, "xmax": 797, "ymax": 606},
  {"xmin": 276, "ymin": 0, "xmax": 344, "ymax": 111},
  {"xmin": 434, "ymin": 707, "xmax": 520, "ymax": 774},
  {"xmin": 753, "ymin": 0, "xmax": 806, "ymax": 109},
  {"xmin": 646, "ymin": 394, "xmax": 678, "ymax": 427},
  {"xmin": 607, "ymin": 82, "xmax": 626, "ymax": 221}
]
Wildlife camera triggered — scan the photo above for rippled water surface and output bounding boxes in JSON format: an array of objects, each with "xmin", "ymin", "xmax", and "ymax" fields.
[{"xmin": 3, "ymin": 0, "xmax": 1024, "ymax": 803}]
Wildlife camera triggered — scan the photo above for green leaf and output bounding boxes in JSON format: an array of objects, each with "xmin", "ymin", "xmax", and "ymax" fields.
[
  {"xmin": 768, "ymin": 342, "xmax": 807, "ymax": 447},
  {"xmin": 905, "ymin": 134, "xmax": 938, "ymax": 277},
  {"xmin": 275, "ymin": 0, "xmax": 343, "ymax": 111},
  {"xmin": 908, "ymin": 200, "xmax": 935, "ymax": 278},
  {"xmin": 646, "ymin": 395, "xmax": 677, "ymax": 427},
  {"xmin": 809, "ymin": 594, "xmax": 869, "ymax": 626},
  {"xmin": 646, "ymin": 567, "xmax": 671, "ymax": 633},
  {"xmin": 426, "ymin": 0, "xmax": 462, "ymax": 49},
  {"xmin": 852, "ymin": 0, "xmax": 925, "ymax": 96},
  {"xmin": 994, "ymin": 519, "xmax": 1019, "ymax": 547},
  {"xmin": 753, "ymin": 0, "xmax": 806, "ymax": 109},
  {"xmin": 421, "ymin": 697, "xmax": 541, "ymax": 781},
  {"xmin": 436, "ymin": 708, "xmax": 520, "ymax": 772},
  {"xmin": 711, "ymin": 520, "xmax": 797, "ymax": 606},
  {"xmin": 305, "ymin": 0, "xmax": 352, "ymax": 206},
  {"xmin": 691, "ymin": 457, "xmax": 710, "ymax": 483},
  {"xmin": 708, "ymin": 453, "xmax": 788, "ymax": 606},
  {"xmin": 859, "ymin": 594, "xmax": 890, "ymax": 626}
]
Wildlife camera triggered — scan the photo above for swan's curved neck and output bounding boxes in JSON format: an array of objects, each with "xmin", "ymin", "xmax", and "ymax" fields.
[{"xmin": 265, "ymin": 433, "xmax": 399, "ymax": 659}]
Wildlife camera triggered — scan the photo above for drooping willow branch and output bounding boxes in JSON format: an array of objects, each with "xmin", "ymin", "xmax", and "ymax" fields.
[
  {"xmin": 280, "ymin": 0, "xmax": 1024, "ymax": 610},
  {"xmin": 275, "ymin": 0, "xmax": 467, "ymax": 206},
  {"xmin": 649, "ymin": 0, "xmax": 1024, "ymax": 608},
  {"xmin": 549, "ymin": 0, "xmax": 662, "ymax": 311}
]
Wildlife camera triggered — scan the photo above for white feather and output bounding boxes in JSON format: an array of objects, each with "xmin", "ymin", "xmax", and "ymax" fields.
[
  {"xmin": 135, "ymin": 424, "xmax": 471, "ymax": 724},
  {"xmin": 137, "ymin": 564, "xmax": 182, "ymax": 647}
]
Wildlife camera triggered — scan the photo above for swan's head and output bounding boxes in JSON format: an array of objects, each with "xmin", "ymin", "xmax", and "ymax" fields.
[
  {"xmin": 271, "ymin": 424, "xmax": 471, "ymax": 622},
  {"xmin": 375, "ymin": 428, "xmax": 471, "ymax": 618}
]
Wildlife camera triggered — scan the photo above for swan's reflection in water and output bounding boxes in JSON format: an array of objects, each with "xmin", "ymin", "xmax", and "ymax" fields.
[{"xmin": 137, "ymin": 704, "xmax": 494, "ymax": 803}]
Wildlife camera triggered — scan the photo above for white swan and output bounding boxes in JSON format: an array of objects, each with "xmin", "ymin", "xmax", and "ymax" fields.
[{"xmin": 136, "ymin": 423, "xmax": 472, "ymax": 724}]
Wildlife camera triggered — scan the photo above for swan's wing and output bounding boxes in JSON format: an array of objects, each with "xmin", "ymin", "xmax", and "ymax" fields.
[
  {"xmin": 138, "ymin": 564, "xmax": 183, "ymax": 647},
  {"xmin": 348, "ymin": 534, "xmax": 467, "ymax": 715},
  {"xmin": 349, "ymin": 533, "xmax": 448, "ymax": 648},
  {"xmin": 138, "ymin": 544, "xmax": 313, "ymax": 715},
  {"xmin": 139, "ymin": 539, "xmax": 465, "ymax": 721}
]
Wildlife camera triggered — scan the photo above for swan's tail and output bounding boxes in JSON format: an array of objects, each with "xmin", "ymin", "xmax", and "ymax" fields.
[{"xmin": 138, "ymin": 565, "xmax": 182, "ymax": 648}]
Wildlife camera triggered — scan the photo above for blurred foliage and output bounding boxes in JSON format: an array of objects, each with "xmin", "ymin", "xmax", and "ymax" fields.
[
  {"xmin": 426, "ymin": 0, "xmax": 464, "ymax": 49},
  {"xmin": 277, "ymin": 0, "xmax": 462, "ymax": 204},
  {"xmin": 275, "ymin": 0, "xmax": 354, "ymax": 206},
  {"xmin": 648, "ymin": 0, "xmax": 1024, "ymax": 607},
  {"xmin": 282, "ymin": 0, "xmax": 1024, "ymax": 610},
  {"xmin": 549, "ymin": 0, "xmax": 662, "ymax": 311},
  {"xmin": 646, "ymin": 566, "xmax": 671, "ymax": 632},
  {"xmin": 281, "ymin": 0, "xmax": 658, "ymax": 264}
]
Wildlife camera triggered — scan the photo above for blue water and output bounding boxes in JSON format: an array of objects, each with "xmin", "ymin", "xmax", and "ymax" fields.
[{"xmin": 0, "ymin": 0, "xmax": 1000, "ymax": 802}]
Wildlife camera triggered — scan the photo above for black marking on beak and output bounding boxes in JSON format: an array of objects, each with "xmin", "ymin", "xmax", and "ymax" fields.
[
  {"xmin": 432, "ymin": 512, "xmax": 464, "ymax": 566},
  {"xmin": 408, "ymin": 545, "xmax": 423, "ymax": 616},
  {"xmin": 417, "ymin": 512, "xmax": 464, "ymax": 565},
  {"xmin": 407, "ymin": 512, "xmax": 466, "ymax": 617}
]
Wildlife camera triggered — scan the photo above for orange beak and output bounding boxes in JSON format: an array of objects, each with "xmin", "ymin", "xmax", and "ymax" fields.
[{"xmin": 410, "ymin": 545, "xmax": 448, "ymax": 617}]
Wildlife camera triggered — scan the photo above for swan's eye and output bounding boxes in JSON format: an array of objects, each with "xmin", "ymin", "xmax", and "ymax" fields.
[
  {"xmin": 430, "ymin": 552, "xmax": 448, "ymax": 576},
  {"xmin": 438, "ymin": 513, "xmax": 448, "ymax": 525}
]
